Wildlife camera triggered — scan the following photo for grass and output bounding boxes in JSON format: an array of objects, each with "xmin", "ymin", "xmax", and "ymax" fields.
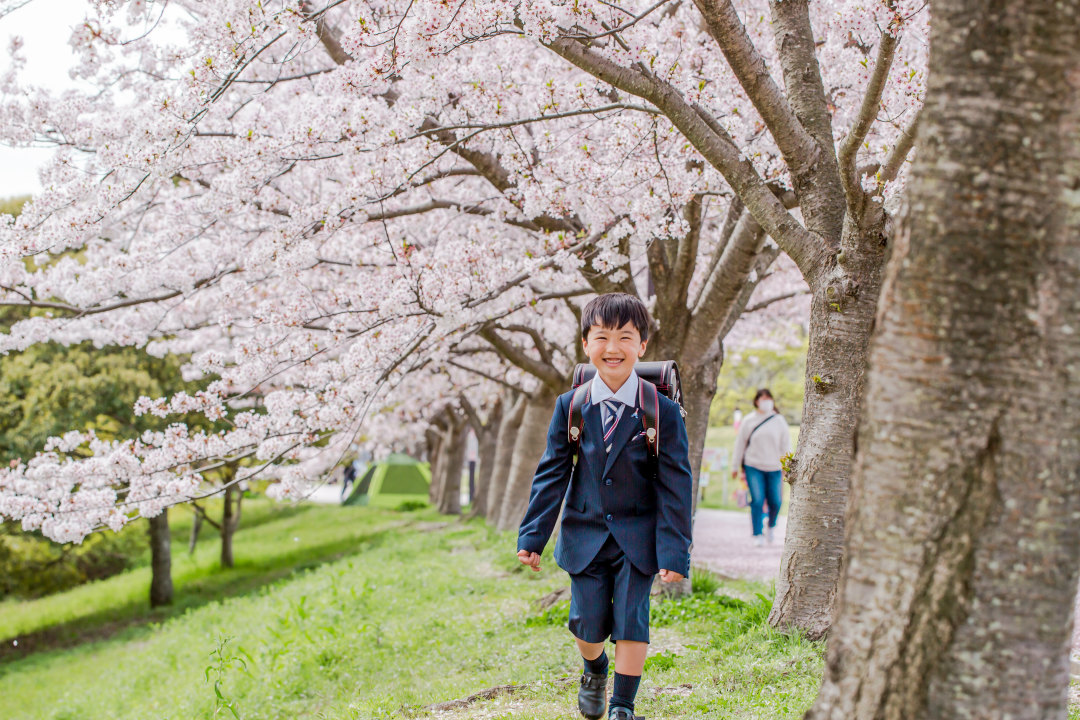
[
  {"xmin": 0, "ymin": 498, "xmax": 414, "ymax": 656},
  {"xmin": 0, "ymin": 502, "xmax": 824, "ymax": 720}
]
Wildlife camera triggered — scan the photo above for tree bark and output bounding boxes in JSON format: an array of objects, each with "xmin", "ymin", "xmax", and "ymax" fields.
[
  {"xmin": 496, "ymin": 388, "xmax": 557, "ymax": 531},
  {"xmin": 220, "ymin": 480, "xmax": 241, "ymax": 569},
  {"xmin": 486, "ymin": 393, "xmax": 526, "ymax": 525},
  {"xmin": 469, "ymin": 397, "xmax": 503, "ymax": 519},
  {"xmin": 769, "ymin": 227, "xmax": 886, "ymax": 639},
  {"xmin": 808, "ymin": 0, "xmax": 1080, "ymax": 715},
  {"xmin": 147, "ymin": 511, "xmax": 173, "ymax": 607},
  {"xmin": 437, "ymin": 413, "xmax": 468, "ymax": 516},
  {"xmin": 188, "ymin": 510, "xmax": 202, "ymax": 555}
]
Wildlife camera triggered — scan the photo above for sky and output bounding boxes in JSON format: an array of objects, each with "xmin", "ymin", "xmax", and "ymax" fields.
[{"xmin": 0, "ymin": 0, "xmax": 94, "ymax": 198}]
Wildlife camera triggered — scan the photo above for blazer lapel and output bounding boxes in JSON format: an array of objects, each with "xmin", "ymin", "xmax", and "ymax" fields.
[{"xmin": 601, "ymin": 405, "xmax": 641, "ymax": 480}]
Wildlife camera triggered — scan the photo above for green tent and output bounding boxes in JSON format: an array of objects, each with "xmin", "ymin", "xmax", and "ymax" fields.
[{"xmin": 343, "ymin": 453, "xmax": 431, "ymax": 507}]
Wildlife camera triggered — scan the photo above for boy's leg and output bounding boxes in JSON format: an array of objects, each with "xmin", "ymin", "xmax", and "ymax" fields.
[
  {"xmin": 569, "ymin": 540, "xmax": 618, "ymax": 720},
  {"xmin": 608, "ymin": 553, "xmax": 653, "ymax": 717},
  {"xmin": 744, "ymin": 465, "xmax": 766, "ymax": 537}
]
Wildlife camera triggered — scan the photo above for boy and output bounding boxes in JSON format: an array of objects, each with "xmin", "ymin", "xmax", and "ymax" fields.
[{"xmin": 516, "ymin": 293, "xmax": 694, "ymax": 720}]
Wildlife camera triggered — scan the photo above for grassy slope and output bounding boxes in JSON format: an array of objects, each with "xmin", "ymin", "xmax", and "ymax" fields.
[{"xmin": 0, "ymin": 504, "xmax": 823, "ymax": 720}]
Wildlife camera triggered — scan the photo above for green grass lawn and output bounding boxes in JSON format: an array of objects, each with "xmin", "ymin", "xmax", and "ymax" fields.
[{"xmin": 0, "ymin": 501, "xmax": 824, "ymax": 719}]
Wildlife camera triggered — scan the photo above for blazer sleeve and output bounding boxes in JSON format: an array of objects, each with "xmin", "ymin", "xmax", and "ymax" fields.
[
  {"xmin": 516, "ymin": 393, "xmax": 574, "ymax": 555},
  {"xmin": 655, "ymin": 399, "xmax": 694, "ymax": 576}
]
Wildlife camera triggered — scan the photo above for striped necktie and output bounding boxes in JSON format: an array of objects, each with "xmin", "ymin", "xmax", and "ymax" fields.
[{"xmin": 602, "ymin": 399, "xmax": 624, "ymax": 451}]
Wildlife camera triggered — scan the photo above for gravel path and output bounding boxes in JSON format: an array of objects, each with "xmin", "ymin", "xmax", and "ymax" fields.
[{"xmin": 691, "ymin": 508, "xmax": 786, "ymax": 581}]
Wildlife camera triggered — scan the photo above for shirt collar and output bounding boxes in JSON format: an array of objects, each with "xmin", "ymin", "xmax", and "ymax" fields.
[{"xmin": 590, "ymin": 368, "xmax": 639, "ymax": 408}]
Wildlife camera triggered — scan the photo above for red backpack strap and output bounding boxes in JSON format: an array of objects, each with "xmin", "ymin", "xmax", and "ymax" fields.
[
  {"xmin": 567, "ymin": 383, "xmax": 591, "ymax": 451},
  {"xmin": 638, "ymin": 377, "xmax": 660, "ymax": 457}
]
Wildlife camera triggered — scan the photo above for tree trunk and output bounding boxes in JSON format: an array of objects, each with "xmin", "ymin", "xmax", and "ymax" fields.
[
  {"xmin": 808, "ymin": 0, "xmax": 1080, "ymax": 715},
  {"xmin": 425, "ymin": 426, "xmax": 444, "ymax": 506},
  {"xmin": 437, "ymin": 415, "xmax": 467, "ymax": 516},
  {"xmin": 496, "ymin": 388, "xmax": 557, "ymax": 531},
  {"xmin": 486, "ymin": 393, "xmax": 526, "ymax": 525},
  {"xmin": 676, "ymin": 348, "xmax": 725, "ymax": 515},
  {"xmin": 469, "ymin": 397, "xmax": 503, "ymax": 519},
  {"xmin": 768, "ymin": 224, "xmax": 886, "ymax": 639},
  {"xmin": 188, "ymin": 510, "xmax": 202, "ymax": 554},
  {"xmin": 148, "ymin": 511, "xmax": 173, "ymax": 607},
  {"xmin": 220, "ymin": 481, "xmax": 241, "ymax": 569}
]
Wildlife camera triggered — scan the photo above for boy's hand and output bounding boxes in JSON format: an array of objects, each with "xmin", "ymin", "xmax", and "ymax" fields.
[
  {"xmin": 659, "ymin": 569, "xmax": 684, "ymax": 583},
  {"xmin": 517, "ymin": 550, "xmax": 541, "ymax": 572}
]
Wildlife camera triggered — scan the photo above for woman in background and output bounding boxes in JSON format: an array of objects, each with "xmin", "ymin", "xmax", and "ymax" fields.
[{"xmin": 731, "ymin": 389, "xmax": 791, "ymax": 546}]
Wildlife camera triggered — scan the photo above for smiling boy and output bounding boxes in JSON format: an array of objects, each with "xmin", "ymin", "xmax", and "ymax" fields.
[{"xmin": 516, "ymin": 293, "xmax": 694, "ymax": 720}]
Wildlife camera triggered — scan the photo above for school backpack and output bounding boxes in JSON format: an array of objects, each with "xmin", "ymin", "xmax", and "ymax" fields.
[{"xmin": 567, "ymin": 361, "xmax": 683, "ymax": 457}]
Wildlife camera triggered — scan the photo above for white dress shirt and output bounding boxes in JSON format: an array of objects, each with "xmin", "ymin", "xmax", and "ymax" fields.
[{"xmin": 591, "ymin": 368, "xmax": 639, "ymax": 428}]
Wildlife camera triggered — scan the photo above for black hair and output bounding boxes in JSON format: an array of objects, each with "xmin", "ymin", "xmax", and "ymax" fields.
[
  {"xmin": 580, "ymin": 293, "xmax": 651, "ymax": 341},
  {"xmin": 753, "ymin": 388, "xmax": 777, "ymax": 411}
]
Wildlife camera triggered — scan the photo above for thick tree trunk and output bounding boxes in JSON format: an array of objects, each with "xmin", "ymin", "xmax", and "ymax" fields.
[
  {"xmin": 148, "ymin": 512, "xmax": 173, "ymax": 607},
  {"xmin": 437, "ymin": 416, "xmax": 468, "ymax": 516},
  {"xmin": 768, "ymin": 225, "xmax": 886, "ymax": 639},
  {"xmin": 220, "ymin": 482, "xmax": 241, "ymax": 569},
  {"xmin": 808, "ymin": 1, "xmax": 1080, "ymax": 715},
  {"xmin": 469, "ymin": 397, "xmax": 503, "ymax": 519},
  {"xmin": 496, "ymin": 388, "xmax": 557, "ymax": 532},
  {"xmin": 486, "ymin": 393, "xmax": 525, "ymax": 525}
]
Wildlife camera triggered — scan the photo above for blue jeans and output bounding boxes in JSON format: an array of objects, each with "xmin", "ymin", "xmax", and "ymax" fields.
[{"xmin": 744, "ymin": 465, "xmax": 782, "ymax": 536}]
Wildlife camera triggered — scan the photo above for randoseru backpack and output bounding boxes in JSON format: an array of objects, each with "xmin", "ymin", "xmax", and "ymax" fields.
[{"xmin": 567, "ymin": 361, "xmax": 683, "ymax": 457}]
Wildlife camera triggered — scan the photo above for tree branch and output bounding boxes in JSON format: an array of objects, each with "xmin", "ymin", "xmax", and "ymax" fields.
[
  {"xmin": 685, "ymin": 209, "xmax": 766, "ymax": 357},
  {"xmin": 541, "ymin": 35, "xmax": 824, "ymax": 283},
  {"xmin": 877, "ymin": 107, "xmax": 922, "ymax": 191},
  {"xmin": 478, "ymin": 326, "xmax": 565, "ymax": 392},
  {"xmin": 839, "ymin": 13, "xmax": 899, "ymax": 215},
  {"xmin": 691, "ymin": 0, "xmax": 818, "ymax": 172}
]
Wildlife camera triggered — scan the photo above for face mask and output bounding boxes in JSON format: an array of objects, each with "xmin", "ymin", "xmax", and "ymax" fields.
[{"xmin": 758, "ymin": 399, "xmax": 774, "ymax": 412}]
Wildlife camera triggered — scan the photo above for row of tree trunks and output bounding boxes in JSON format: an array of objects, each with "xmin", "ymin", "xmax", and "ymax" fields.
[
  {"xmin": 486, "ymin": 393, "xmax": 526, "ymax": 525},
  {"xmin": 809, "ymin": 0, "xmax": 1080, "ymax": 713},
  {"xmin": 468, "ymin": 397, "xmax": 504, "ymax": 520},
  {"xmin": 495, "ymin": 389, "xmax": 554, "ymax": 532},
  {"xmin": 436, "ymin": 415, "xmax": 469, "ymax": 515}
]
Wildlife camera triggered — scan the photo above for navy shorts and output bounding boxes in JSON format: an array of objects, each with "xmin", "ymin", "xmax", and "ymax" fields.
[{"xmin": 568, "ymin": 534, "xmax": 652, "ymax": 643}]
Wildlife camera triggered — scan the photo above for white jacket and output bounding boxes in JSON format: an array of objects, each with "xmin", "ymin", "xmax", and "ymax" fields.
[{"xmin": 732, "ymin": 411, "xmax": 791, "ymax": 472}]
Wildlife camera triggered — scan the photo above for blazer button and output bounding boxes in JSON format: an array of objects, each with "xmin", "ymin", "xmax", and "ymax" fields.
[
  {"xmin": 605, "ymin": 513, "xmax": 613, "ymax": 521},
  {"xmin": 604, "ymin": 478, "xmax": 612, "ymax": 485}
]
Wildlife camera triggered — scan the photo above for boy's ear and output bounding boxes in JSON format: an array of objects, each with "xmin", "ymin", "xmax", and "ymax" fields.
[{"xmin": 638, "ymin": 339, "xmax": 648, "ymax": 358}]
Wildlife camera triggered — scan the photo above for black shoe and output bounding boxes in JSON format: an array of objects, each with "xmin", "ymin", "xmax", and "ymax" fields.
[
  {"xmin": 578, "ymin": 672, "xmax": 607, "ymax": 719},
  {"xmin": 608, "ymin": 706, "xmax": 641, "ymax": 720}
]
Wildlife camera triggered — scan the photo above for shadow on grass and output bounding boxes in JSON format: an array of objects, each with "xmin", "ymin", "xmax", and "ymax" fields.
[{"xmin": 0, "ymin": 524, "xmax": 396, "ymax": 667}]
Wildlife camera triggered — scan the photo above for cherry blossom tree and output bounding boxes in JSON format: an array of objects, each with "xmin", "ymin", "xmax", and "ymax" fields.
[
  {"xmin": 322, "ymin": 0, "xmax": 927, "ymax": 637},
  {"xmin": 0, "ymin": 0, "xmax": 925, "ymax": 638}
]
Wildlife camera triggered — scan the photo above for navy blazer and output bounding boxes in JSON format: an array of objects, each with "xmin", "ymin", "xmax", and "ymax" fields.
[{"xmin": 517, "ymin": 387, "xmax": 694, "ymax": 577}]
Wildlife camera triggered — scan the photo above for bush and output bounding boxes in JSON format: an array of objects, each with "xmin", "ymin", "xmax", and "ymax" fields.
[{"xmin": 0, "ymin": 522, "xmax": 144, "ymax": 600}]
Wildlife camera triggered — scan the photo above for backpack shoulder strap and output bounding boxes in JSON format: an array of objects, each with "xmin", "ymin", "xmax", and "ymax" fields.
[
  {"xmin": 638, "ymin": 377, "xmax": 660, "ymax": 457},
  {"xmin": 567, "ymin": 383, "xmax": 591, "ymax": 452}
]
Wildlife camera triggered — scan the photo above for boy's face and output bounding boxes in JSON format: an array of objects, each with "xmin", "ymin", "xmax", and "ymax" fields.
[{"xmin": 582, "ymin": 321, "xmax": 648, "ymax": 391}]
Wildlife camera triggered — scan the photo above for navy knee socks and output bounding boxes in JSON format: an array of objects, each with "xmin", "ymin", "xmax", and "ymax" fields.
[
  {"xmin": 583, "ymin": 650, "xmax": 609, "ymax": 676},
  {"xmin": 611, "ymin": 671, "xmax": 641, "ymax": 713}
]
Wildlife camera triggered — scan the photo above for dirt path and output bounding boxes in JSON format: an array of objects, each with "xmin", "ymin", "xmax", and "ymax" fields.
[{"xmin": 691, "ymin": 508, "xmax": 786, "ymax": 581}]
